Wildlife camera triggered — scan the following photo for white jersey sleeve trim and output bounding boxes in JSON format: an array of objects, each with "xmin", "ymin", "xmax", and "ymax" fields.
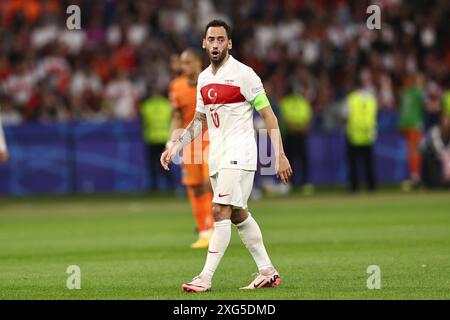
[
  {"xmin": 195, "ymin": 76, "xmax": 206, "ymax": 114},
  {"xmin": 241, "ymin": 68, "xmax": 265, "ymax": 102}
]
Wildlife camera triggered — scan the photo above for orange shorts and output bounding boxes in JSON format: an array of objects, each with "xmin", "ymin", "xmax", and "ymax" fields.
[
  {"xmin": 181, "ymin": 130, "xmax": 209, "ymax": 186},
  {"xmin": 181, "ymin": 135, "xmax": 209, "ymax": 186},
  {"xmin": 181, "ymin": 162, "xmax": 210, "ymax": 186}
]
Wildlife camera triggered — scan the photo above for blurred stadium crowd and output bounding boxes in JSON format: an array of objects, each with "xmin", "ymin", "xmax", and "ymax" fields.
[
  {"xmin": 0, "ymin": 0, "xmax": 449, "ymax": 125},
  {"xmin": 0, "ymin": 0, "xmax": 450, "ymax": 191}
]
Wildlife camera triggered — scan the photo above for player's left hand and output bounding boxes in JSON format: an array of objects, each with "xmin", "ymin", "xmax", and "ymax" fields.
[
  {"xmin": 0, "ymin": 151, "xmax": 8, "ymax": 164},
  {"xmin": 276, "ymin": 153, "xmax": 292, "ymax": 184}
]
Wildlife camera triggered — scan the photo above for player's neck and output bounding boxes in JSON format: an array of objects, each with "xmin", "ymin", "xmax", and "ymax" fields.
[
  {"xmin": 211, "ymin": 53, "xmax": 230, "ymax": 75},
  {"xmin": 188, "ymin": 73, "xmax": 199, "ymax": 86}
]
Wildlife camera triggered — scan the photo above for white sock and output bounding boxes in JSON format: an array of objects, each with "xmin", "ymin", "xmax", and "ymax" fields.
[
  {"xmin": 236, "ymin": 213, "xmax": 273, "ymax": 272},
  {"xmin": 200, "ymin": 219, "xmax": 231, "ymax": 281}
]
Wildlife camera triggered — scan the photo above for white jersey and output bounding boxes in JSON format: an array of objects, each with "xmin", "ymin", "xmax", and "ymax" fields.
[{"xmin": 196, "ymin": 55, "xmax": 266, "ymax": 176}]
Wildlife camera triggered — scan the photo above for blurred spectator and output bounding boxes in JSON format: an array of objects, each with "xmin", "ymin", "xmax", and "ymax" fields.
[
  {"xmin": 3, "ymin": 58, "xmax": 36, "ymax": 110},
  {"xmin": 0, "ymin": 0, "xmax": 448, "ymax": 129},
  {"xmin": 36, "ymin": 87, "xmax": 69, "ymax": 123},
  {"xmin": 0, "ymin": 54, "xmax": 12, "ymax": 81},
  {"xmin": 343, "ymin": 76, "xmax": 378, "ymax": 192},
  {"xmin": 279, "ymin": 86, "xmax": 313, "ymax": 194},
  {"xmin": 70, "ymin": 63, "xmax": 102, "ymax": 98},
  {"xmin": 397, "ymin": 73, "xmax": 425, "ymax": 189},
  {"xmin": 140, "ymin": 86, "xmax": 175, "ymax": 191},
  {"xmin": 103, "ymin": 71, "xmax": 140, "ymax": 120},
  {"xmin": 0, "ymin": 0, "xmax": 448, "ymax": 196},
  {"xmin": 424, "ymin": 79, "xmax": 444, "ymax": 129},
  {"xmin": 0, "ymin": 95, "xmax": 22, "ymax": 125},
  {"xmin": 421, "ymin": 113, "xmax": 450, "ymax": 189}
]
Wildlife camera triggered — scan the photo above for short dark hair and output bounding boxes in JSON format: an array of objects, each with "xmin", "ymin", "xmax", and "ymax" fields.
[
  {"xmin": 182, "ymin": 48, "xmax": 203, "ymax": 61},
  {"xmin": 204, "ymin": 19, "xmax": 232, "ymax": 39}
]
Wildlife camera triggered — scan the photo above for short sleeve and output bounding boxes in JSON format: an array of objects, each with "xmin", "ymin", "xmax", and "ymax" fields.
[
  {"xmin": 195, "ymin": 82, "xmax": 206, "ymax": 114},
  {"xmin": 241, "ymin": 69, "xmax": 265, "ymax": 102}
]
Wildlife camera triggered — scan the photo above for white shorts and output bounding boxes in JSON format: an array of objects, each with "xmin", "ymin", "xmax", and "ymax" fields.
[{"xmin": 210, "ymin": 169, "xmax": 255, "ymax": 209}]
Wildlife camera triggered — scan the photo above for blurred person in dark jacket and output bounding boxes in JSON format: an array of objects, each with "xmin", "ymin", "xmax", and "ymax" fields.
[
  {"xmin": 421, "ymin": 112, "xmax": 450, "ymax": 189},
  {"xmin": 279, "ymin": 86, "xmax": 313, "ymax": 195}
]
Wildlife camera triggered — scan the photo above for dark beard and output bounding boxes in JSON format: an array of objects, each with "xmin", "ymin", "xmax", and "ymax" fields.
[{"xmin": 210, "ymin": 49, "xmax": 228, "ymax": 66}]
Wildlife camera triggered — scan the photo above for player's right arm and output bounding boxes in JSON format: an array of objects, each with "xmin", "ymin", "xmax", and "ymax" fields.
[
  {"xmin": 160, "ymin": 111, "xmax": 207, "ymax": 170},
  {"xmin": 166, "ymin": 108, "xmax": 183, "ymax": 150}
]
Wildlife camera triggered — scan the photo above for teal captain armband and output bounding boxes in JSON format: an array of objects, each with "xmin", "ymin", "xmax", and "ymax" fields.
[{"xmin": 251, "ymin": 93, "xmax": 270, "ymax": 111}]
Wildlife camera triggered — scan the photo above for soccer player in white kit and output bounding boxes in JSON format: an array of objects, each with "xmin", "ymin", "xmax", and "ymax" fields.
[{"xmin": 161, "ymin": 20, "xmax": 292, "ymax": 292}]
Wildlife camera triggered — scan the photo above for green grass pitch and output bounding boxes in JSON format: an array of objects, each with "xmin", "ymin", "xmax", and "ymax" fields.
[{"xmin": 0, "ymin": 190, "xmax": 449, "ymax": 300}]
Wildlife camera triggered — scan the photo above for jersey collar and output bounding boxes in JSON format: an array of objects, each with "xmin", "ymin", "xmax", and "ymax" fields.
[
  {"xmin": 209, "ymin": 55, "xmax": 234, "ymax": 75},
  {"xmin": 222, "ymin": 54, "xmax": 233, "ymax": 67}
]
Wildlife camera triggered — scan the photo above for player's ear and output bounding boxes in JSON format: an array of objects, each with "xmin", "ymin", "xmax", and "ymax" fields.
[
  {"xmin": 202, "ymin": 39, "xmax": 206, "ymax": 49},
  {"xmin": 228, "ymin": 39, "xmax": 232, "ymax": 50}
]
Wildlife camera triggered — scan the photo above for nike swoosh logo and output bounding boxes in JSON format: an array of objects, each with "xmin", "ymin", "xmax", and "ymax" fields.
[
  {"xmin": 218, "ymin": 193, "xmax": 230, "ymax": 198},
  {"xmin": 254, "ymin": 280, "xmax": 266, "ymax": 288},
  {"xmin": 187, "ymin": 284, "xmax": 207, "ymax": 288},
  {"xmin": 208, "ymin": 250, "xmax": 219, "ymax": 254}
]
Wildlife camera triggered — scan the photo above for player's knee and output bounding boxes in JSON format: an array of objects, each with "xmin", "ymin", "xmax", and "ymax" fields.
[
  {"xmin": 211, "ymin": 204, "xmax": 222, "ymax": 221},
  {"xmin": 230, "ymin": 209, "xmax": 248, "ymax": 225},
  {"xmin": 190, "ymin": 185, "xmax": 203, "ymax": 197},
  {"xmin": 203, "ymin": 182, "xmax": 213, "ymax": 194},
  {"xmin": 212, "ymin": 203, "xmax": 231, "ymax": 221},
  {"xmin": 230, "ymin": 214, "xmax": 245, "ymax": 225}
]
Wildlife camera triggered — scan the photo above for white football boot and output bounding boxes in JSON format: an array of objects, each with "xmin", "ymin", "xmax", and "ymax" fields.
[
  {"xmin": 240, "ymin": 267, "xmax": 281, "ymax": 290},
  {"xmin": 181, "ymin": 274, "xmax": 212, "ymax": 293}
]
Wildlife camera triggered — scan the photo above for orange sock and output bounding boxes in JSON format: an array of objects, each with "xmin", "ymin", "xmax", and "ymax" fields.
[
  {"xmin": 187, "ymin": 188, "xmax": 208, "ymax": 233},
  {"xmin": 406, "ymin": 129, "xmax": 422, "ymax": 179},
  {"xmin": 201, "ymin": 192, "xmax": 214, "ymax": 231}
]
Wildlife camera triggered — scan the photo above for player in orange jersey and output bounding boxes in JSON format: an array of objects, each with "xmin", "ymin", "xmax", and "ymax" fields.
[{"xmin": 167, "ymin": 49, "xmax": 214, "ymax": 248}]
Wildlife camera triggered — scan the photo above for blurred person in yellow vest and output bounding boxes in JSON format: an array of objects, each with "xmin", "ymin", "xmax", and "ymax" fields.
[
  {"xmin": 343, "ymin": 76, "xmax": 378, "ymax": 192},
  {"xmin": 279, "ymin": 86, "xmax": 313, "ymax": 195},
  {"xmin": 443, "ymin": 86, "xmax": 450, "ymax": 117},
  {"xmin": 140, "ymin": 86, "xmax": 176, "ymax": 191}
]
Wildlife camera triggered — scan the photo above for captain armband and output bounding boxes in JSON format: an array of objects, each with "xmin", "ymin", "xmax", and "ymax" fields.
[{"xmin": 251, "ymin": 93, "xmax": 270, "ymax": 111}]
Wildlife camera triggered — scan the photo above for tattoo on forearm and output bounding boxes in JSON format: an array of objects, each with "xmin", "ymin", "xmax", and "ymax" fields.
[{"xmin": 178, "ymin": 112, "xmax": 207, "ymax": 148}]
